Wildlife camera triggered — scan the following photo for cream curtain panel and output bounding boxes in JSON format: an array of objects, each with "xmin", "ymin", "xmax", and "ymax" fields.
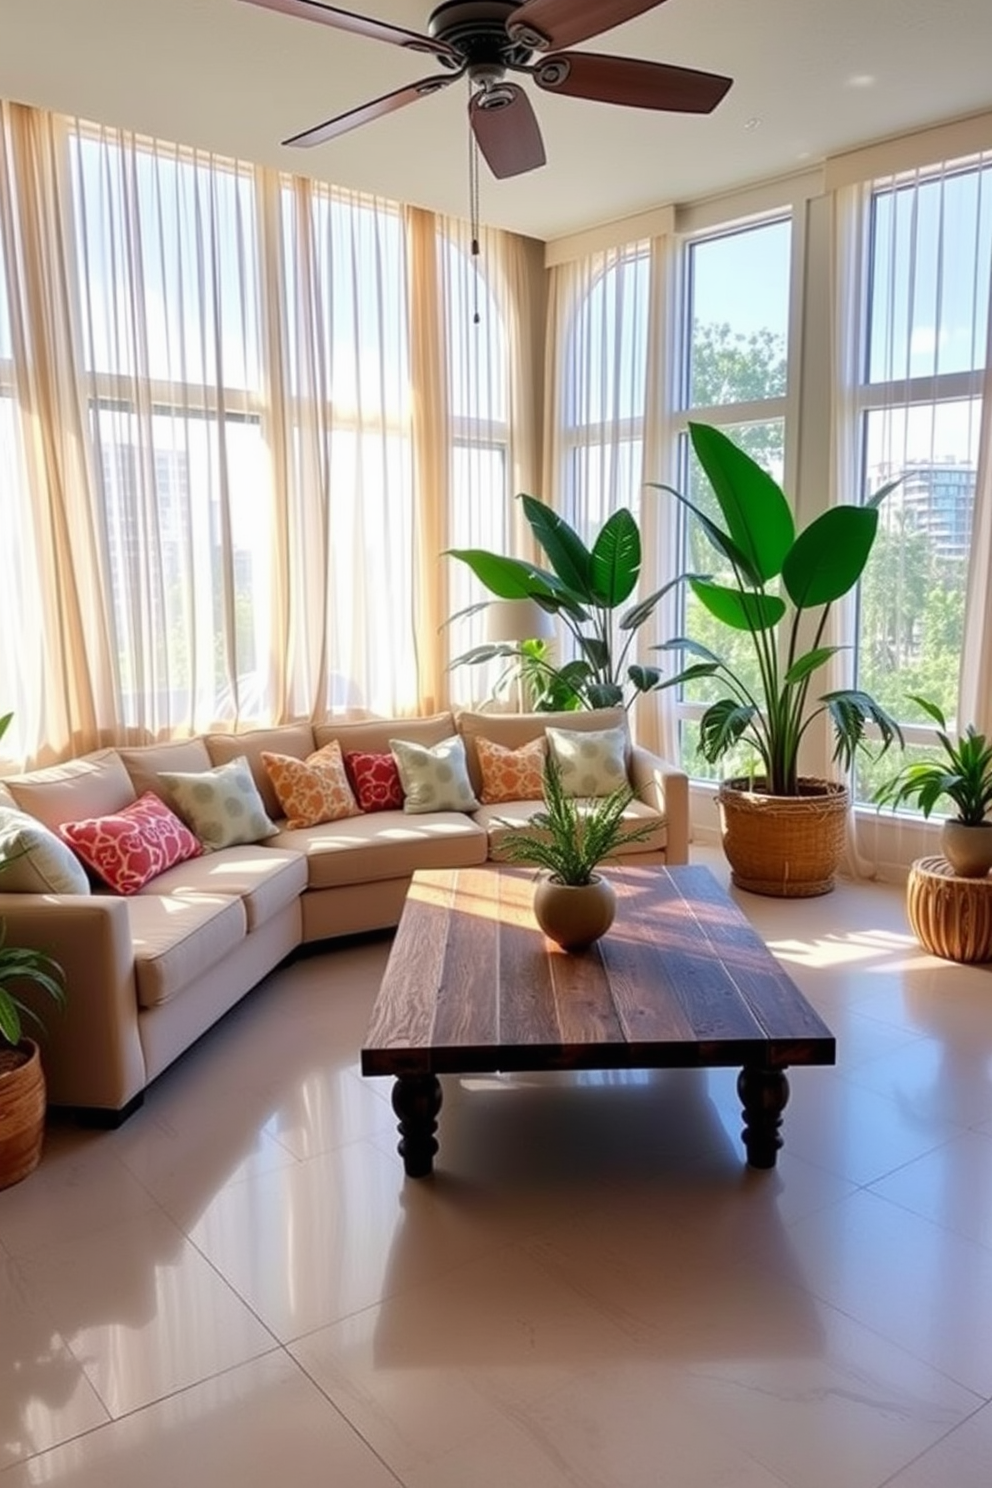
[
  {"xmin": 542, "ymin": 237, "xmax": 680, "ymax": 759},
  {"xmin": 0, "ymin": 102, "xmax": 541, "ymax": 768}
]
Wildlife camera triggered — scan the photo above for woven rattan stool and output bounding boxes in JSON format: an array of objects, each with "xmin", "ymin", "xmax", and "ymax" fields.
[{"xmin": 907, "ymin": 856, "xmax": 992, "ymax": 964}]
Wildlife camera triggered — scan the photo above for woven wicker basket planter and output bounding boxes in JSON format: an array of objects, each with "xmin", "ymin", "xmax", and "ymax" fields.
[
  {"xmin": 907, "ymin": 856, "xmax": 992, "ymax": 963},
  {"xmin": 0, "ymin": 1039, "xmax": 46, "ymax": 1190},
  {"xmin": 717, "ymin": 777, "xmax": 850, "ymax": 898}
]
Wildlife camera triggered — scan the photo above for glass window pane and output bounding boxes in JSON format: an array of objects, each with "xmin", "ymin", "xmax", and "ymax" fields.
[
  {"xmin": 688, "ymin": 221, "xmax": 790, "ymax": 406},
  {"xmin": 868, "ymin": 167, "xmax": 992, "ymax": 384},
  {"xmin": 565, "ymin": 251, "xmax": 649, "ymax": 429}
]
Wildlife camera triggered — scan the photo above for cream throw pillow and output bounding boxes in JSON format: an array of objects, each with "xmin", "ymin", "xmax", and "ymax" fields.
[
  {"xmin": 545, "ymin": 724, "xmax": 629, "ymax": 798},
  {"xmin": 158, "ymin": 756, "xmax": 278, "ymax": 850},
  {"xmin": 389, "ymin": 735, "xmax": 480, "ymax": 814},
  {"xmin": 0, "ymin": 806, "xmax": 91, "ymax": 893}
]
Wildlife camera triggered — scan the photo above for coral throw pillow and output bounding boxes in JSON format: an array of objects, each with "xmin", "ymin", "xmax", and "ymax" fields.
[
  {"xmin": 59, "ymin": 791, "xmax": 202, "ymax": 895},
  {"xmin": 344, "ymin": 751, "xmax": 404, "ymax": 813},
  {"xmin": 261, "ymin": 740, "xmax": 360, "ymax": 829},
  {"xmin": 476, "ymin": 735, "xmax": 547, "ymax": 804}
]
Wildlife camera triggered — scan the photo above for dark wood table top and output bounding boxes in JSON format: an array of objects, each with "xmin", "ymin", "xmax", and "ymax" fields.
[{"xmin": 361, "ymin": 864, "xmax": 835, "ymax": 1078}]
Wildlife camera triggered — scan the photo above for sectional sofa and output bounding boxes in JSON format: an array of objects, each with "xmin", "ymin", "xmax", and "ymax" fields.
[{"xmin": 0, "ymin": 707, "xmax": 688, "ymax": 1122}]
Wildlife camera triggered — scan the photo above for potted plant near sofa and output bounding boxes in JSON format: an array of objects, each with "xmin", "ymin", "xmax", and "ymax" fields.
[
  {"xmin": 446, "ymin": 496, "xmax": 686, "ymax": 710},
  {"xmin": 0, "ymin": 711, "xmax": 66, "ymax": 1188},
  {"xmin": 874, "ymin": 698, "xmax": 992, "ymax": 877},
  {"xmin": 651, "ymin": 423, "xmax": 903, "ymax": 897},
  {"xmin": 497, "ymin": 752, "xmax": 656, "ymax": 950}
]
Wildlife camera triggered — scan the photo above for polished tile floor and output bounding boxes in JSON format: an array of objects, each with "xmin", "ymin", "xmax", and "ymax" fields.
[{"xmin": 3, "ymin": 847, "xmax": 992, "ymax": 1487}]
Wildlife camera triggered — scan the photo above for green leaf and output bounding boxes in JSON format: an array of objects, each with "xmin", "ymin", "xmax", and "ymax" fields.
[
  {"xmin": 823, "ymin": 689, "xmax": 903, "ymax": 771},
  {"xmin": 627, "ymin": 665, "xmax": 663, "ymax": 693},
  {"xmin": 908, "ymin": 694, "xmax": 948, "ymax": 730},
  {"xmin": 690, "ymin": 578, "xmax": 786, "ymax": 632},
  {"xmin": 866, "ymin": 476, "xmax": 903, "ymax": 510},
  {"xmin": 784, "ymin": 646, "xmax": 842, "ymax": 685},
  {"xmin": 653, "ymin": 636, "xmax": 722, "ymax": 664},
  {"xmin": 619, "ymin": 574, "xmax": 708, "ymax": 632},
  {"xmin": 519, "ymin": 495, "xmax": 594, "ymax": 600},
  {"xmin": 444, "ymin": 549, "xmax": 564, "ymax": 602},
  {"xmin": 586, "ymin": 682, "xmax": 625, "ymax": 708},
  {"xmin": 699, "ymin": 698, "xmax": 758, "ymax": 761},
  {"xmin": 688, "ymin": 423, "xmax": 794, "ymax": 581},
  {"xmin": 577, "ymin": 635, "xmax": 610, "ymax": 670},
  {"xmin": 655, "ymin": 662, "xmax": 720, "ymax": 691},
  {"xmin": 589, "ymin": 508, "xmax": 641, "ymax": 606},
  {"xmin": 647, "ymin": 485, "xmax": 760, "ymax": 585},
  {"xmin": 0, "ymin": 712, "xmax": 12, "ymax": 744},
  {"xmin": 782, "ymin": 506, "xmax": 879, "ymax": 609}
]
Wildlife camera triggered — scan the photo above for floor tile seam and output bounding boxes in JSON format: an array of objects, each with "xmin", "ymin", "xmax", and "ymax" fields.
[
  {"xmin": 837, "ymin": 1057, "xmax": 992, "ymax": 1129},
  {"xmin": 874, "ymin": 1394, "xmax": 992, "ymax": 1488},
  {"xmin": 864, "ymin": 1169, "xmax": 992, "ymax": 1258}
]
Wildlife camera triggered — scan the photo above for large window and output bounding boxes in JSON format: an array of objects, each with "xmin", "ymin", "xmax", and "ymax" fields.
[
  {"xmin": 853, "ymin": 159, "xmax": 992, "ymax": 803},
  {"xmin": 676, "ymin": 217, "xmax": 792, "ymax": 778}
]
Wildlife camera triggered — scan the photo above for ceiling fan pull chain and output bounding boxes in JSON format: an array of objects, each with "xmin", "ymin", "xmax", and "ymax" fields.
[{"xmin": 469, "ymin": 105, "xmax": 481, "ymax": 325}]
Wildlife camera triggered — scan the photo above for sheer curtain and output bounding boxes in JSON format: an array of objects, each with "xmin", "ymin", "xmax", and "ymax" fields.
[
  {"xmin": 0, "ymin": 101, "xmax": 538, "ymax": 768},
  {"xmin": 542, "ymin": 236, "xmax": 680, "ymax": 756}
]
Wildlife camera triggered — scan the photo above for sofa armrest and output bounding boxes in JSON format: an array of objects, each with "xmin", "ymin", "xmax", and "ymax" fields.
[
  {"xmin": 0, "ymin": 892, "xmax": 146, "ymax": 1112},
  {"xmin": 628, "ymin": 746, "xmax": 689, "ymax": 865}
]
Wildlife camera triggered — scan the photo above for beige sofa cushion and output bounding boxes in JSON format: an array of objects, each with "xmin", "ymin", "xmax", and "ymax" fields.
[
  {"xmin": 136, "ymin": 844, "xmax": 307, "ymax": 932},
  {"xmin": 205, "ymin": 723, "xmax": 316, "ymax": 819},
  {"xmin": 313, "ymin": 713, "xmax": 455, "ymax": 758},
  {"xmin": 126, "ymin": 892, "xmax": 247, "ymax": 1009},
  {"xmin": 4, "ymin": 749, "xmax": 137, "ymax": 831},
  {"xmin": 118, "ymin": 738, "xmax": 213, "ymax": 806},
  {"xmin": 456, "ymin": 708, "xmax": 628, "ymax": 798},
  {"xmin": 269, "ymin": 810, "xmax": 486, "ymax": 889},
  {"xmin": 474, "ymin": 797, "xmax": 667, "ymax": 861}
]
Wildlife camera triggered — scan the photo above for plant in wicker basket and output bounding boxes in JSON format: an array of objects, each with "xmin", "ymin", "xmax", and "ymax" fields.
[
  {"xmin": 497, "ymin": 752, "xmax": 656, "ymax": 949},
  {"xmin": 0, "ymin": 710, "xmax": 66, "ymax": 1187},
  {"xmin": 649, "ymin": 424, "xmax": 903, "ymax": 896}
]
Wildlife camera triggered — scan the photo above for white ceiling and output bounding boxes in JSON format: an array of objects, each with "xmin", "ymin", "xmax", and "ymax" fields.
[{"xmin": 3, "ymin": 0, "xmax": 992, "ymax": 242}]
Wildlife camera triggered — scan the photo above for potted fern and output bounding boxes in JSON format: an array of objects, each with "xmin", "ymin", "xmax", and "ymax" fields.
[
  {"xmin": 0, "ymin": 711, "xmax": 66, "ymax": 1188},
  {"xmin": 874, "ymin": 698, "xmax": 992, "ymax": 877},
  {"xmin": 497, "ymin": 752, "xmax": 656, "ymax": 950}
]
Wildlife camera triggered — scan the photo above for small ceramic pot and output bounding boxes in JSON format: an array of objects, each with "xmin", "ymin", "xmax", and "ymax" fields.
[
  {"xmin": 533, "ymin": 873, "xmax": 616, "ymax": 951},
  {"xmin": 940, "ymin": 819, "xmax": 992, "ymax": 878}
]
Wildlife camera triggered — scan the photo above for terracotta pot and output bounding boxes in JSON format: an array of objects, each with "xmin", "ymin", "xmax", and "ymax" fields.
[
  {"xmin": 533, "ymin": 873, "xmax": 616, "ymax": 951},
  {"xmin": 940, "ymin": 819, "xmax": 992, "ymax": 878},
  {"xmin": 717, "ymin": 777, "xmax": 850, "ymax": 898},
  {"xmin": 0, "ymin": 1038, "xmax": 46, "ymax": 1190}
]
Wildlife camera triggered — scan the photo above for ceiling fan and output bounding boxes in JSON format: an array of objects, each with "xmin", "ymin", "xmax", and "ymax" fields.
[{"xmin": 240, "ymin": 0, "xmax": 733, "ymax": 179}]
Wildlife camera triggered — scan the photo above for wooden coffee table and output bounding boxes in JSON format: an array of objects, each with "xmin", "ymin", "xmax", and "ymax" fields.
[{"xmin": 361, "ymin": 864, "xmax": 835, "ymax": 1177}]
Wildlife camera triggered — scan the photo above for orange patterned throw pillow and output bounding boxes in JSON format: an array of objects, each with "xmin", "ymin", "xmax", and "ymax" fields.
[
  {"xmin": 261, "ymin": 740, "xmax": 360, "ymax": 829},
  {"xmin": 476, "ymin": 735, "xmax": 547, "ymax": 805}
]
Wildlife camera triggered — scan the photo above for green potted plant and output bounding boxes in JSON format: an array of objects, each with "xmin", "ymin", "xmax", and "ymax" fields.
[
  {"xmin": 651, "ymin": 422, "xmax": 903, "ymax": 897},
  {"xmin": 874, "ymin": 698, "xmax": 992, "ymax": 877},
  {"xmin": 497, "ymin": 751, "xmax": 656, "ymax": 950},
  {"xmin": 0, "ymin": 710, "xmax": 66, "ymax": 1188},
  {"xmin": 446, "ymin": 497, "xmax": 687, "ymax": 710}
]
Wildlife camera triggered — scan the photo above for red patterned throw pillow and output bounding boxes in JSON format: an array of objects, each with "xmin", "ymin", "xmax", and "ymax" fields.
[
  {"xmin": 59, "ymin": 790, "xmax": 202, "ymax": 895},
  {"xmin": 344, "ymin": 750, "xmax": 404, "ymax": 813}
]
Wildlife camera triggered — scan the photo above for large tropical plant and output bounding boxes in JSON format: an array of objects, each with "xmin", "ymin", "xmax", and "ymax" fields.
[
  {"xmin": 651, "ymin": 423, "xmax": 903, "ymax": 796},
  {"xmin": 446, "ymin": 496, "xmax": 685, "ymax": 711}
]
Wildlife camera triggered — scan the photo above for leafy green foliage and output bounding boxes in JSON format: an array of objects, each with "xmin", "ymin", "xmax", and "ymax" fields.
[
  {"xmin": 447, "ymin": 498, "xmax": 685, "ymax": 711},
  {"xmin": 496, "ymin": 753, "xmax": 656, "ymax": 886},
  {"xmin": 649, "ymin": 423, "xmax": 903, "ymax": 796},
  {"xmin": 874, "ymin": 698, "xmax": 992, "ymax": 825}
]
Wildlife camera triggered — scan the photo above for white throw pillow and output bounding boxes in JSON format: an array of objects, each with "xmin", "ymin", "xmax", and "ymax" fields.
[
  {"xmin": 545, "ymin": 724, "xmax": 629, "ymax": 798},
  {"xmin": 0, "ymin": 806, "xmax": 91, "ymax": 893},
  {"xmin": 389, "ymin": 735, "xmax": 480, "ymax": 814},
  {"xmin": 158, "ymin": 756, "xmax": 278, "ymax": 850}
]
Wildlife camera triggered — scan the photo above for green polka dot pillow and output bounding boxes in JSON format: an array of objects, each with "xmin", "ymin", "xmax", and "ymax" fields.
[
  {"xmin": 158, "ymin": 756, "xmax": 278, "ymax": 850},
  {"xmin": 545, "ymin": 725, "xmax": 629, "ymax": 798},
  {"xmin": 389, "ymin": 735, "xmax": 480, "ymax": 815}
]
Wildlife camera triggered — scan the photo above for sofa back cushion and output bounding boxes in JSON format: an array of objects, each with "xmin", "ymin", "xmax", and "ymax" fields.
[
  {"xmin": 314, "ymin": 712, "xmax": 455, "ymax": 760},
  {"xmin": 456, "ymin": 708, "xmax": 628, "ymax": 798},
  {"xmin": 3, "ymin": 749, "xmax": 137, "ymax": 831},
  {"xmin": 205, "ymin": 723, "xmax": 316, "ymax": 820},
  {"xmin": 118, "ymin": 738, "xmax": 213, "ymax": 807}
]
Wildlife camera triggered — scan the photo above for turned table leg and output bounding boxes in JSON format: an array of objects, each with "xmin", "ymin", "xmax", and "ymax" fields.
[
  {"xmin": 391, "ymin": 1074, "xmax": 443, "ymax": 1178},
  {"xmin": 737, "ymin": 1065, "xmax": 790, "ymax": 1169}
]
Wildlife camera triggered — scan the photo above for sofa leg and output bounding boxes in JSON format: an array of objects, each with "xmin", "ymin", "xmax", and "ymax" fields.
[{"xmin": 54, "ymin": 1091, "xmax": 146, "ymax": 1130}]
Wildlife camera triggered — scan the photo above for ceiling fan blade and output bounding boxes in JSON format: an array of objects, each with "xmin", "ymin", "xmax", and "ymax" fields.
[
  {"xmin": 533, "ymin": 53, "xmax": 732, "ymax": 114},
  {"xmin": 469, "ymin": 86, "xmax": 547, "ymax": 179},
  {"xmin": 507, "ymin": 0, "xmax": 668, "ymax": 52},
  {"xmin": 284, "ymin": 71, "xmax": 463, "ymax": 147},
  {"xmin": 239, "ymin": 0, "xmax": 459, "ymax": 64}
]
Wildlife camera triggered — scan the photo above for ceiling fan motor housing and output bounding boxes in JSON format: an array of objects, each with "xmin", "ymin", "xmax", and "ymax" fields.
[{"xmin": 428, "ymin": 1, "xmax": 538, "ymax": 83}]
